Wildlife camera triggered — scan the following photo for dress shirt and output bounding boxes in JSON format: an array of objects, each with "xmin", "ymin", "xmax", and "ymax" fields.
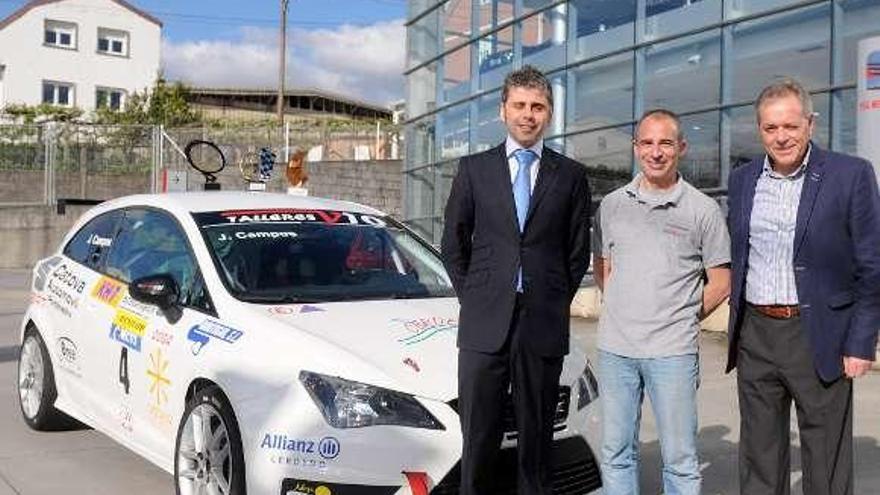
[
  {"xmin": 505, "ymin": 136, "xmax": 542, "ymax": 193},
  {"xmin": 745, "ymin": 145, "xmax": 811, "ymax": 305}
]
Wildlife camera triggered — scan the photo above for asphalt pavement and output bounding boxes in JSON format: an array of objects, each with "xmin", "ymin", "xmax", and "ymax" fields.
[{"xmin": 0, "ymin": 268, "xmax": 878, "ymax": 494}]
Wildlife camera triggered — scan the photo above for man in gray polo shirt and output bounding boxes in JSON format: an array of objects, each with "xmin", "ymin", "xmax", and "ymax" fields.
[{"xmin": 592, "ymin": 109, "xmax": 731, "ymax": 495}]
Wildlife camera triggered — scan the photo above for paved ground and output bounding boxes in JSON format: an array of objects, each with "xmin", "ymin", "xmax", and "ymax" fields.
[{"xmin": 0, "ymin": 268, "xmax": 878, "ymax": 494}]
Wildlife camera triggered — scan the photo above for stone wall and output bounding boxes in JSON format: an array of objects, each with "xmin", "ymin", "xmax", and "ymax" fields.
[{"xmin": 0, "ymin": 160, "xmax": 403, "ymax": 268}]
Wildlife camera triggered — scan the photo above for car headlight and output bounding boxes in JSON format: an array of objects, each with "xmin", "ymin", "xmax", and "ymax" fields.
[
  {"xmin": 577, "ymin": 360, "xmax": 599, "ymax": 410},
  {"xmin": 299, "ymin": 371, "xmax": 445, "ymax": 430}
]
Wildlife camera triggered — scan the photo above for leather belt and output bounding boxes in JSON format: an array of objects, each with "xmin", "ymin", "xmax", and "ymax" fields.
[{"xmin": 748, "ymin": 303, "xmax": 800, "ymax": 319}]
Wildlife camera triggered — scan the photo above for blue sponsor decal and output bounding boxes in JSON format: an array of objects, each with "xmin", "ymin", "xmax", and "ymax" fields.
[
  {"xmin": 868, "ymin": 50, "xmax": 880, "ymax": 91},
  {"xmin": 260, "ymin": 433, "xmax": 341, "ymax": 460},
  {"xmin": 187, "ymin": 320, "xmax": 243, "ymax": 355}
]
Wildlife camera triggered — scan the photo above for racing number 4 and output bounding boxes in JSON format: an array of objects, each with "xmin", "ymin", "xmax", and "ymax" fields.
[{"xmin": 119, "ymin": 347, "xmax": 130, "ymax": 394}]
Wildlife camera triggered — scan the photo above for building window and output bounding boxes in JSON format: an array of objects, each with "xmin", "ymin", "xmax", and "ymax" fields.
[
  {"xmin": 97, "ymin": 28, "xmax": 129, "ymax": 56},
  {"xmin": 96, "ymin": 88, "xmax": 126, "ymax": 110},
  {"xmin": 42, "ymin": 81, "xmax": 74, "ymax": 106},
  {"xmin": 44, "ymin": 20, "xmax": 77, "ymax": 49}
]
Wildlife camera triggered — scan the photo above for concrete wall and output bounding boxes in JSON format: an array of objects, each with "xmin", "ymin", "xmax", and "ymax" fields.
[{"xmin": 0, "ymin": 160, "xmax": 403, "ymax": 268}]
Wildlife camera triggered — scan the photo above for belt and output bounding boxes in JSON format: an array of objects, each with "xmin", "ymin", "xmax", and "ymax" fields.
[{"xmin": 748, "ymin": 303, "xmax": 800, "ymax": 319}]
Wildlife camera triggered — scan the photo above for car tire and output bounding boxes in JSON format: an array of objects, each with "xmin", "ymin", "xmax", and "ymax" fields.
[
  {"xmin": 17, "ymin": 327, "xmax": 67, "ymax": 431},
  {"xmin": 175, "ymin": 385, "xmax": 246, "ymax": 495}
]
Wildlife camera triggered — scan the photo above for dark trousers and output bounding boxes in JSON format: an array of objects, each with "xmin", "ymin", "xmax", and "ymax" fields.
[
  {"xmin": 458, "ymin": 295, "xmax": 564, "ymax": 495},
  {"xmin": 737, "ymin": 305, "xmax": 853, "ymax": 495}
]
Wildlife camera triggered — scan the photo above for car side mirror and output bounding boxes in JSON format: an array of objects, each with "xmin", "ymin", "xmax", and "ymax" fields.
[{"xmin": 129, "ymin": 274, "xmax": 182, "ymax": 323}]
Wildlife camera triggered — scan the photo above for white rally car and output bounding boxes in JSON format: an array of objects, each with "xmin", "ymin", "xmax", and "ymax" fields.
[{"xmin": 17, "ymin": 192, "xmax": 602, "ymax": 495}]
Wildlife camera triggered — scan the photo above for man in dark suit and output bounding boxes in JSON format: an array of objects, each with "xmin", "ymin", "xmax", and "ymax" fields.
[
  {"xmin": 726, "ymin": 78, "xmax": 880, "ymax": 495},
  {"xmin": 441, "ymin": 65, "xmax": 591, "ymax": 494}
]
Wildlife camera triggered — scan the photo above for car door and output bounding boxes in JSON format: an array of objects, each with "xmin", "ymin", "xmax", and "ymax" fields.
[
  {"xmin": 102, "ymin": 207, "xmax": 216, "ymax": 462},
  {"xmin": 46, "ymin": 210, "xmax": 122, "ymax": 424}
]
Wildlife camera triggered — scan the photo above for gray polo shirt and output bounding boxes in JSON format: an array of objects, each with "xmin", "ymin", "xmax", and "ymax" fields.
[{"xmin": 593, "ymin": 174, "xmax": 731, "ymax": 358}]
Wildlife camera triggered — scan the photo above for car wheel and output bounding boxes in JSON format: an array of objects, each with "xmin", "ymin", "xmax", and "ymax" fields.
[
  {"xmin": 175, "ymin": 385, "xmax": 246, "ymax": 495},
  {"xmin": 17, "ymin": 328, "xmax": 66, "ymax": 430}
]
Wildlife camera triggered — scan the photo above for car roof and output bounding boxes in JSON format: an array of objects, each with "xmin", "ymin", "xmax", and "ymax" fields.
[{"xmin": 95, "ymin": 192, "xmax": 386, "ymax": 218}]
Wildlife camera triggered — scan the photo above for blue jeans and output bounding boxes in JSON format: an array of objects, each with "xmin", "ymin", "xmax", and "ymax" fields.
[{"xmin": 599, "ymin": 350, "xmax": 701, "ymax": 495}]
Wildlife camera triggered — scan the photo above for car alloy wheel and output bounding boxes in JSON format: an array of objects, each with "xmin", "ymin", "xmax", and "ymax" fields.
[
  {"xmin": 176, "ymin": 386, "xmax": 245, "ymax": 495},
  {"xmin": 17, "ymin": 329, "xmax": 65, "ymax": 430}
]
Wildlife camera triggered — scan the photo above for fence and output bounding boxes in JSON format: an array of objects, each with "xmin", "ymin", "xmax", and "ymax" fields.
[{"xmin": 0, "ymin": 121, "xmax": 402, "ymax": 205}]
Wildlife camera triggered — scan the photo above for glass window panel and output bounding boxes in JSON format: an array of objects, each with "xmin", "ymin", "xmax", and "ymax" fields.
[
  {"xmin": 409, "ymin": 0, "xmax": 438, "ymax": 21},
  {"xmin": 407, "ymin": 63, "xmax": 437, "ymax": 119},
  {"xmin": 438, "ymin": 104, "xmax": 470, "ymax": 160},
  {"xmin": 644, "ymin": 29, "xmax": 720, "ymax": 113},
  {"xmin": 406, "ymin": 115, "xmax": 437, "ymax": 168},
  {"xmin": 522, "ymin": 0, "xmax": 556, "ymax": 14},
  {"xmin": 479, "ymin": 0, "xmax": 515, "ymax": 34},
  {"xmin": 642, "ymin": 0, "xmax": 721, "ymax": 42},
  {"xmin": 441, "ymin": 0, "xmax": 472, "ymax": 52},
  {"xmin": 569, "ymin": 52, "xmax": 634, "ymax": 132},
  {"xmin": 567, "ymin": 125, "xmax": 634, "ymax": 197},
  {"xmin": 572, "ymin": 0, "xmax": 635, "ymax": 61},
  {"xmin": 545, "ymin": 136, "xmax": 564, "ymax": 153},
  {"xmin": 59, "ymin": 32, "xmax": 71, "ymax": 46},
  {"xmin": 112, "ymin": 40, "xmax": 123, "ymax": 53},
  {"xmin": 434, "ymin": 160, "xmax": 459, "ymax": 221},
  {"xmin": 408, "ymin": 7, "xmax": 440, "ymax": 69},
  {"xmin": 730, "ymin": 4, "xmax": 831, "ymax": 104},
  {"xmin": 837, "ymin": 0, "xmax": 880, "ymax": 85},
  {"xmin": 57, "ymin": 85, "xmax": 69, "ymax": 105},
  {"xmin": 404, "ymin": 165, "xmax": 436, "ymax": 240},
  {"xmin": 811, "ymin": 92, "xmax": 830, "ymax": 150},
  {"xmin": 724, "ymin": 0, "xmax": 805, "ymax": 20},
  {"xmin": 44, "ymin": 30, "xmax": 56, "ymax": 44},
  {"xmin": 833, "ymin": 88, "xmax": 857, "ymax": 155},
  {"xmin": 521, "ymin": 6, "xmax": 566, "ymax": 72},
  {"xmin": 476, "ymin": 92, "xmax": 505, "ymax": 152},
  {"xmin": 110, "ymin": 91, "xmax": 122, "ymax": 110},
  {"xmin": 442, "ymin": 44, "xmax": 472, "ymax": 104},
  {"xmin": 478, "ymin": 26, "xmax": 514, "ymax": 90},
  {"xmin": 678, "ymin": 111, "xmax": 720, "ymax": 189},
  {"xmin": 98, "ymin": 37, "xmax": 109, "ymax": 52},
  {"xmin": 96, "ymin": 89, "xmax": 108, "ymax": 108},
  {"xmin": 42, "ymin": 83, "xmax": 54, "ymax": 104}
]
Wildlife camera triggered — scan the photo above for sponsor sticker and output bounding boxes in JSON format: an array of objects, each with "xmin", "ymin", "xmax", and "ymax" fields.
[
  {"xmin": 868, "ymin": 50, "xmax": 880, "ymax": 91},
  {"xmin": 216, "ymin": 231, "xmax": 299, "ymax": 242},
  {"xmin": 57, "ymin": 337, "xmax": 81, "ymax": 377},
  {"xmin": 91, "ymin": 276, "xmax": 125, "ymax": 307},
  {"xmin": 268, "ymin": 305, "xmax": 325, "ymax": 316},
  {"xmin": 151, "ymin": 327, "xmax": 174, "ymax": 347},
  {"xmin": 392, "ymin": 317, "xmax": 458, "ymax": 346},
  {"xmin": 260, "ymin": 433, "xmax": 341, "ymax": 468},
  {"xmin": 33, "ymin": 256, "xmax": 62, "ymax": 292},
  {"xmin": 117, "ymin": 401, "xmax": 134, "ymax": 434},
  {"xmin": 280, "ymin": 478, "xmax": 399, "ymax": 495},
  {"xmin": 187, "ymin": 320, "xmax": 243, "ymax": 355},
  {"xmin": 403, "ymin": 357, "xmax": 421, "ymax": 373},
  {"xmin": 45, "ymin": 263, "xmax": 86, "ymax": 316},
  {"xmin": 193, "ymin": 209, "xmax": 387, "ymax": 227},
  {"xmin": 87, "ymin": 234, "xmax": 113, "ymax": 247},
  {"xmin": 109, "ymin": 309, "xmax": 147, "ymax": 352}
]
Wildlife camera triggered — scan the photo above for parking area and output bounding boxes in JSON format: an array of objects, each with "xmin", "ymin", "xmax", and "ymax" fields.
[{"xmin": 0, "ymin": 268, "xmax": 878, "ymax": 494}]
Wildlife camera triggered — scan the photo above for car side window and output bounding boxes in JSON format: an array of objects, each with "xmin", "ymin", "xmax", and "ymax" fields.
[
  {"xmin": 104, "ymin": 208, "xmax": 210, "ymax": 312},
  {"xmin": 63, "ymin": 211, "xmax": 122, "ymax": 271}
]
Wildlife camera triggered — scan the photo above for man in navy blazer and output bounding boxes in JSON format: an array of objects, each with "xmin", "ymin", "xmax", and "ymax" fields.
[
  {"xmin": 441, "ymin": 66, "xmax": 591, "ymax": 494},
  {"xmin": 726, "ymin": 78, "xmax": 880, "ymax": 494}
]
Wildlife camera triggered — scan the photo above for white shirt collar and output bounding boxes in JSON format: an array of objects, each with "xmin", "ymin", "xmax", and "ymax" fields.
[{"xmin": 505, "ymin": 136, "xmax": 543, "ymax": 160}]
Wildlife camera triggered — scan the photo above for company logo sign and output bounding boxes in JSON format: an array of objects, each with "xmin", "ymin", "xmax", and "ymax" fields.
[
  {"xmin": 57, "ymin": 337, "xmax": 81, "ymax": 377},
  {"xmin": 109, "ymin": 309, "xmax": 147, "ymax": 352},
  {"xmin": 868, "ymin": 50, "xmax": 880, "ymax": 91},
  {"xmin": 187, "ymin": 320, "xmax": 244, "ymax": 355}
]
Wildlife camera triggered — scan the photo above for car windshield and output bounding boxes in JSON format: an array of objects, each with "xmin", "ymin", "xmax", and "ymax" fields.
[{"xmin": 193, "ymin": 208, "xmax": 455, "ymax": 303}]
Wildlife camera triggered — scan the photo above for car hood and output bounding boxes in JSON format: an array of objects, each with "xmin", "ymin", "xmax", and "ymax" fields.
[{"xmin": 255, "ymin": 297, "xmax": 461, "ymax": 402}]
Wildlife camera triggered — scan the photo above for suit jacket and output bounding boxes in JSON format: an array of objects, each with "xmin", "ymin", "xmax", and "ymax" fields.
[
  {"xmin": 726, "ymin": 143, "xmax": 880, "ymax": 381},
  {"xmin": 441, "ymin": 143, "xmax": 591, "ymax": 357}
]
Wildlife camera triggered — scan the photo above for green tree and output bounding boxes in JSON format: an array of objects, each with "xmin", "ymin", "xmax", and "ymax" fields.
[{"xmin": 96, "ymin": 79, "xmax": 201, "ymax": 127}]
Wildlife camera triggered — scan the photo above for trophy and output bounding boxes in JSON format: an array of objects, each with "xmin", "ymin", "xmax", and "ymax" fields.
[
  {"xmin": 184, "ymin": 140, "xmax": 226, "ymax": 190},
  {"xmin": 239, "ymin": 147, "xmax": 276, "ymax": 191}
]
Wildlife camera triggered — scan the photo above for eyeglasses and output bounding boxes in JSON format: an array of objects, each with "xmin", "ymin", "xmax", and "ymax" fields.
[{"xmin": 633, "ymin": 139, "xmax": 678, "ymax": 152}]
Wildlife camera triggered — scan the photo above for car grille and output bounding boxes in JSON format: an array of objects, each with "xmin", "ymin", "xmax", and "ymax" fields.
[
  {"xmin": 430, "ymin": 436, "xmax": 602, "ymax": 494},
  {"xmin": 447, "ymin": 386, "xmax": 571, "ymax": 438}
]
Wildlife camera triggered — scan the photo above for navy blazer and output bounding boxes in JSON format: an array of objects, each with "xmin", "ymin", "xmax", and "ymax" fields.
[
  {"xmin": 726, "ymin": 143, "xmax": 880, "ymax": 381},
  {"xmin": 441, "ymin": 143, "xmax": 591, "ymax": 357}
]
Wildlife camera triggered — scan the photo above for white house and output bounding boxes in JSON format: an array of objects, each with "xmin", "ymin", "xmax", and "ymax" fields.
[{"xmin": 0, "ymin": 0, "xmax": 161, "ymax": 112}]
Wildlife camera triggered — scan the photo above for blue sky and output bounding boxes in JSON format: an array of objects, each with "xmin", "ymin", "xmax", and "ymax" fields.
[{"xmin": 0, "ymin": 0, "xmax": 407, "ymax": 105}]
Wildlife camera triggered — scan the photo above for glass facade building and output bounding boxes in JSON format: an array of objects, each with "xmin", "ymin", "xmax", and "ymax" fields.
[{"xmin": 403, "ymin": 0, "xmax": 880, "ymax": 243}]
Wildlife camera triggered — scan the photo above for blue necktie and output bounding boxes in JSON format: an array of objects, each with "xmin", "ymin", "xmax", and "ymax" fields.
[{"xmin": 513, "ymin": 149, "xmax": 536, "ymax": 291}]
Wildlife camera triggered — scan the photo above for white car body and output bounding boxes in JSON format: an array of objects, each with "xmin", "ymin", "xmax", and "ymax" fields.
[{"xmin": 20, "ymin": 192, "xmax": 602, "ymax": 494}]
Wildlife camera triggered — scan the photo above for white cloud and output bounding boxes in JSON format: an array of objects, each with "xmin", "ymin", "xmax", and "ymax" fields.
[{"xmin": 162, "ymin": 20, "xmax": 406, "ymax": 107}]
